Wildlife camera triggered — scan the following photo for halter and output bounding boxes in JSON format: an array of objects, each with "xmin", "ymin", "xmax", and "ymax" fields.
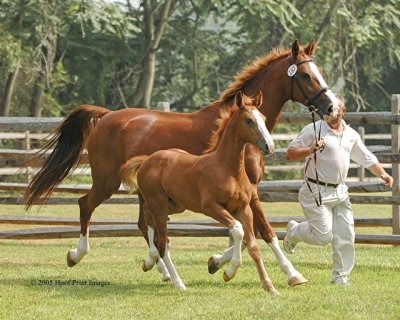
[
  {"xmin": 287, "ymin": 56, "xmax": 329, "ymax": 118},
  {"xmin": 287, "ymin": 56, "xmax": 327, "ymax": 206}
]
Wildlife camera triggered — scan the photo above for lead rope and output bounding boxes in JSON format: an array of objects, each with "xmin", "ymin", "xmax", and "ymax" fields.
[{"xmin": 304, "ymin": 111, "xmax": 324, "ymax": 206}]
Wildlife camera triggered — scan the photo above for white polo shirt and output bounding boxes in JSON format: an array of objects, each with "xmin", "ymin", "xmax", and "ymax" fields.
[{"xmin": 288, "ymin": 119, "xmax": 378, "ymax": 184}]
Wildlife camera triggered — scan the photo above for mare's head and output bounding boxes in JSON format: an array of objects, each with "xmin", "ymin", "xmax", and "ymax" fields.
[
  {"xmin": 234, "ymin": 91, "xmax": 275, "ymax": 155},
  {"xmin": 285, "ymin": 39, "xmax": 339, "ymax": 120},
  {"xmin": 220, "ymin": 39, "xmax": 340, "ymax": 129}
]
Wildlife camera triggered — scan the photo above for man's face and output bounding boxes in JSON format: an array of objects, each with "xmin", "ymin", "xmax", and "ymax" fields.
[{"xmin": 327, "ymin": 103, "xmax": 346, "ymax": 126}]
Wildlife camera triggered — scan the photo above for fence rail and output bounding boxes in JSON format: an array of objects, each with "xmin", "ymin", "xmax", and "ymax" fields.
[{"xmin": 1, "ymin": 94, "xmax": 400, "ymax": 242}]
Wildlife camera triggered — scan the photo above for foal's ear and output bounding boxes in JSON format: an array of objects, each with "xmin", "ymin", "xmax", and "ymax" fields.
[
  {"xmin": 291, "ymin": 39, "xmax": 300, "ymax": 59},
  {"xmin": 305, "ymin": 39, "xmax": 316, "ymax": 56},
  {"xmin": 253, "ymin": 91, "xmax": 263, "ymax": 109},
  {"xmin": 235, "ymin": 91, "xmax": 244, "ymax": 109}
]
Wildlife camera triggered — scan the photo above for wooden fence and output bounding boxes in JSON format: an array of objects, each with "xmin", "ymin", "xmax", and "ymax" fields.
[{"xmin": 1, "ymin": 94, "xmax": 400, "ymax": 244}]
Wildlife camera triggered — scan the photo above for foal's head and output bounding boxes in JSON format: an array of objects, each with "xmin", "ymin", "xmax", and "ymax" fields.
[{"xmin": 234, "ymin": 91, "xmax": 274, "ymax": 155}]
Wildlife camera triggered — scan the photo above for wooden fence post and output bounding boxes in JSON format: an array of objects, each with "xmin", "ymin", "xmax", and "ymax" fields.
[
  {"xmin": 391, "ymin": 94, "xmax": 400, "ymax": 234},
  {"xmin": 24, "ymin": 130, "xmax": 31, "ymax": 183},
  {"xmin": 158, "ymin": 102, "xmax": 170, "ymax": 112},
  {"xmin": 357, "ymin": 127, "xmax": 365, "ymax": 181}
]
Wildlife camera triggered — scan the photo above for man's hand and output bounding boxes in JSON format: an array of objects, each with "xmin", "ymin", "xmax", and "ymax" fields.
[
  {"xmin": 312, "ymin": 139, "xmax": 326, "ymax": 153},
  {"xmin": 380, "ymin": 174, "xmax": 394, "ymax": 188}
]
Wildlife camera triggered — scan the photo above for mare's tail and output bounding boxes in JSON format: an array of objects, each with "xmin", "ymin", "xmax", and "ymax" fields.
[
  {"xmin": 24, "ymin": 105, "xmax": 111, "ymax": 209},
  {"xmin": 119, "ymin": 156, "xmax": 149, "ymax": 194}
]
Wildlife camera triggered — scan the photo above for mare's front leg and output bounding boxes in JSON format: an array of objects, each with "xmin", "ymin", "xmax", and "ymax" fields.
[
  {"xmin": 250, "ymin": 187, "xmax": 307, "ymax": 286},
  {"xmin": 246, "ymin": 146, "xmax": 307, "ymax": 286}
]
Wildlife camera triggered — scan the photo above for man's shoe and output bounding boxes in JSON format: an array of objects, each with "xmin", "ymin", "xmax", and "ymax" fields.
[
  {"xmin": 283, "ymin": 220, "xmax": 298, "ymax": 254},
  {"xmin": 331, "ymin": 276, "xmax": 350, "ymax": 286}
]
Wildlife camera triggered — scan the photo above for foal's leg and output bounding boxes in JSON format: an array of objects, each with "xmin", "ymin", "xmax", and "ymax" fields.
[
  {"xmin": 146, "ymin": 199, "xmax": 186, "ymax": 290},
  {"xmin": 142, "ymin": 225, "xmax": 160, "ymax": 271},
  {"xmin": 241, "ymin": 206, "xmax": 279, "ymax": 296},
  {"xmin": 139, "ymin": 194, "xmax": 171, "ymax": 282},
  {"xmin": 160, "ymin": 243, "xmax": 186, "ymax": 290},
  {"xmin": 208, "ymin": 191, "xmax": 307, "ymax": 286},
  {"xmin": 203, "ymin": 201, "xmax": 244, "ymax": 282},
  {"xmin": 208, "ymin": 243, "xmax": 245, "ymax": 274},
  {"xmin": 250, "ymin": 189, "xmax": 308, "ymax": 286}
]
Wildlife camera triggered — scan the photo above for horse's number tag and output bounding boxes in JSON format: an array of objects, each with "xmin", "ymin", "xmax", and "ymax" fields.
[{"xmin": 287, "ymin": 64, "xmax": 297, "ymax": 77}]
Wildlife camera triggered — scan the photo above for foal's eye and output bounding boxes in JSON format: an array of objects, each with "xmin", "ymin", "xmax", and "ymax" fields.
[
  {"xmin": 301, "ymin": 73, "xmax": 311, "ymax": 81},
  {"xmin": 246, "ymin": 118, "xmax": 253, "ymax": 125}
]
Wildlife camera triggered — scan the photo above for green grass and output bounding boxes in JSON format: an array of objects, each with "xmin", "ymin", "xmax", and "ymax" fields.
[{"xmin": 1, "ymin": 199, "xmax": 399, "ymax": 319}]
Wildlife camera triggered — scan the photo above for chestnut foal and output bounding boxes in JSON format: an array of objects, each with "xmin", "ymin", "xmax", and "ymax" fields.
[{"xmin": 120, "ymin": 92, "xmax": 279, "ymax": 295}]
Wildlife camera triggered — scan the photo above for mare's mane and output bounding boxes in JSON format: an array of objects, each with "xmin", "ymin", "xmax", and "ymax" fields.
[
  {"xmin": 219, "ymin": 47, "xmax": 291, "ymax": 101},
  {"xmin": 204, "ymin": 95, "xmax": 254, "ymax": 154}
]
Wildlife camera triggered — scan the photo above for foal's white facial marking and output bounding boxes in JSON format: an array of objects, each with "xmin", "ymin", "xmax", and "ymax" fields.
[
  {"xmin": 252, "ymin": 109, "xmax": 275, "ymax": 151},
  {"xmin": 308, "ymin": 62, "xmax": 339, "ymax": 118}
]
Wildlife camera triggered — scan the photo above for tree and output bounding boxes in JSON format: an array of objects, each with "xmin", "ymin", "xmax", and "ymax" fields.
[{"xmin": 127, "ymin": 0, "xmax": 174, "ymax": 108}]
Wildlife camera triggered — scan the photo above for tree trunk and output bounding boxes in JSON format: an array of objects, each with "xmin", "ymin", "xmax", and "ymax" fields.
[
  {"xmin": 0, "ymin": 60, "xmax": 20, "ymax": 116},
  {"xmin": 29, "ymin": 30, "xmax": 58, "ymax": 117},
  {"xmin": 29, "ymin": 74, "xmax": 45, "ymax": 117},
  {"xmin": 316, "ymin": 0, "xmax": 341, "ymax": 43},
  {"xmin": 131, "ymin": 0, "xmax": 173, "ymax": 108}
]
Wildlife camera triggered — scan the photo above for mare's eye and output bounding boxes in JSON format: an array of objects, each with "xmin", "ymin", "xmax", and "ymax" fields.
[{"xmin": 302, "ymin": 73, "xmax": 311, "ymax": 81}]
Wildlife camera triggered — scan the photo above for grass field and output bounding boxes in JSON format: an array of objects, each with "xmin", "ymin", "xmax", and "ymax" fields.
[{"xmin": 1, "ymin": 199, "xmax": 400, "ymax": 319}]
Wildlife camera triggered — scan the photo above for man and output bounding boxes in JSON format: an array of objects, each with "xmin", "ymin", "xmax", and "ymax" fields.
[{"xmin": 284, "ymin": 97, "xmax": 394, "ymax": 285}]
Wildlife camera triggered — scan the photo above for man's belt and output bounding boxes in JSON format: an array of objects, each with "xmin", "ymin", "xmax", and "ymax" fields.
[{"xmin": 307, "ymin": 178, "xmax": 339, "ymax": 188}]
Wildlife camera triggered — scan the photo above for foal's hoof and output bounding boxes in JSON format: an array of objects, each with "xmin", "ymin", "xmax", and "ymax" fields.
[
  {"xmin": 173, "ymin": 282, "xmax": 187, "ymax": 291},
  {"xmin": 288, "ymin": 274, "xmax": 308, "ymax": 287},
  {"xmin": 223, "ymin": 271, "xmax": 232, "ymax": 282},
  {"xmin": 142, "ymin": 260, "xmax": 154, "ymax": 272},
  {"xmin": 66, "ymin": 252, "xmax": 77, "ymax": 268},
  {"xmin": 162, "ymin": 274, "xmax": 171, "ymax": 282},
  {"xmin": 267, "ymin": 287, "xmax": 280, "ymax": 296},
  {"xmin": 208, "ymin": 256, "xmax": 220, "ymax": 274}
]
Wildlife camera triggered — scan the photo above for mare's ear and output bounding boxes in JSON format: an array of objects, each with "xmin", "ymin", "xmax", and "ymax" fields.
[
  {"xmin": 291, "ymin": 39, "xmax": 300, "ymax": 59},
  {"xmin": 253, "ymin": 90, "xmax": 263, "ymax": 109},
  {"xmin": 235, "ymin": 91, "xmax": 244, "ymax": 109},
  {"xmin": 305, "ymin": 39, "xmax": 316, "ymax": 56}
]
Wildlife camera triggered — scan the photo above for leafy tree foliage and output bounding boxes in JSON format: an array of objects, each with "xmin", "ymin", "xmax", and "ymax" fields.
[{"xmin": 0, "ymin": 0, "xmax": 398, "ymax": 116}]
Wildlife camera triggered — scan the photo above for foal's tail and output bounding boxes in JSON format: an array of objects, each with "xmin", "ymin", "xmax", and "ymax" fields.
[
  {"xmin": 119, "ymin": 156, "xmax": 149, "ymax": 194},
  {"xmin": 24, "ymin": 105, "xmax": 111, "ymax": 209}
]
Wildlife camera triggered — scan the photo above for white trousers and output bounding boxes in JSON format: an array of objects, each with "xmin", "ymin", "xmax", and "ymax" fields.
[{"xmin": 290, "ymin": 182, "xmax": 355, "ymax": 281}]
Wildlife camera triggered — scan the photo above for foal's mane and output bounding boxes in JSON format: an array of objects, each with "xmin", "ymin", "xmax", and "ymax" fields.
[
  {"xmin": 204, "ymin": 95, "xmax": 254, "ymax": 154},
  {"xmin": 219, "ymin": 47, "xmax": 291, "ymax": 101}
]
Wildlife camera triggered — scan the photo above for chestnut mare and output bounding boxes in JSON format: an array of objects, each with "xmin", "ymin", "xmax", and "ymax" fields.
[
  {"xmin": 24, "ymin": 40, "xmax": 339, "ymax": 287},
  {"xmin": 120, "ymin": 92, "xmax": 278, "ymax": 294}
]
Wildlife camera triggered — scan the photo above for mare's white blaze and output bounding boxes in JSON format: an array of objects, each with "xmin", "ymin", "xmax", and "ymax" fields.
[
  {"xmin": 252, "ymin": 109, "xmax": 275, "ymax": 150},
  {"xmin": 308, "ymin": 62, "xmax": 339, "ymax": 117}
]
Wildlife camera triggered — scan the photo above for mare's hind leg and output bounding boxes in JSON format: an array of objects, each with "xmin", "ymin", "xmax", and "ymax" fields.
[
  {"xmin": 139, "ymin": 193, "xmax": 171, "ymax": 282},
  {"xmin": 67, "ymin": 175, "xmax": 120, "ymax": 267}
]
